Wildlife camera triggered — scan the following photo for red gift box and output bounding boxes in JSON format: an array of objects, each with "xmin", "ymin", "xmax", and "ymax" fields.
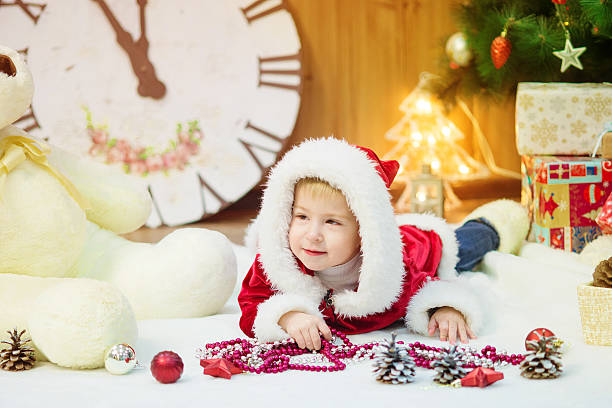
[
  {"xmin": 596, "ymin": 192, "xmax": 612, "ymax": 234},
  {"xmin": 522, "ymin": 155, "xmax": 612, "ymax": 252}
]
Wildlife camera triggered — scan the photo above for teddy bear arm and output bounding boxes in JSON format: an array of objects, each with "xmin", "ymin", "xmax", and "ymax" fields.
[{"xmin": 48, "ymin": 146, "xmax": 152, "ymax": 234}]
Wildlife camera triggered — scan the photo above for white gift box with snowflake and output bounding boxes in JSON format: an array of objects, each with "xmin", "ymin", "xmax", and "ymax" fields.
[{"xmin": 516, "ymin": 82, "xmax": 612, "ymax": 156}]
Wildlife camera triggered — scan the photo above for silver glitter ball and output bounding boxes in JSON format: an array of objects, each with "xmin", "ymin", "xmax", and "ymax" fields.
[{"xmin": 104, "ymin": 343, "xmax": 137, "ymax": 375}]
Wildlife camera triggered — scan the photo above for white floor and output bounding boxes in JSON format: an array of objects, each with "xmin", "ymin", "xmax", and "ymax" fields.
[{"xmin": 1, "ymin": 244, "xmax": 610, "ymax": 408}]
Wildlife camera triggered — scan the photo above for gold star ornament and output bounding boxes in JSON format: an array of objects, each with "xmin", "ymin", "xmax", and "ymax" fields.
[{"xmin": 553, "ymin": 39, "xmax": 587, "ymax": 73}]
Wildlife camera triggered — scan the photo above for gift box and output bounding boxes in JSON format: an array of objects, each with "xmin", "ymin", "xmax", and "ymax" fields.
[
  {"xmin": 516, "ymin": 82, "xmax": 612, "ymax": 155},
  {"xmin": 522, "ymin": 155, "xmax": 612, "ymax": 252},
  {"xmin": 603, "ymin": 133, "xmax": 612, "ymax": 158},
  {"xmin": 596, "ymin": 192, "xmax": 612, "ymax": 234}
]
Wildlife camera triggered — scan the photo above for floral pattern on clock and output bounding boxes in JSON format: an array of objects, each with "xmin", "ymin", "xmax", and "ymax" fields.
[
  {"xmin": 85, "ymin": 107, "xmax": 203, "ymax": 176},
  {"xmin": 0, "ymin": 0, "xmax": 303, "ymax": 227}
]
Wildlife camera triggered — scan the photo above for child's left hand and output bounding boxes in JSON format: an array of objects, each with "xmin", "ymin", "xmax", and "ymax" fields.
[{"xmin": 427, "ymin": 306, "xmax": 477, "ymax": 344}]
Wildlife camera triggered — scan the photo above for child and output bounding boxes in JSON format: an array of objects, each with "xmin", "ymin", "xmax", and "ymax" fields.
[{"xmin": 238, "ymin": 138, "xmax": 529, "ymax": 350}]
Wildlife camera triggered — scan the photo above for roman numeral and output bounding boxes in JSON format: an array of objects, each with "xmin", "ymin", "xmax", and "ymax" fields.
[
  {"xmin": 147, "ymin": 186, "xmax": 166, "ymax": 226},
  {"xmin": 199, "ymin": 174, "xmax": 229, "ymax": 215},
  {"xmin": 240, "ymin": 0, "xmax": 286, "ymax": 24},
  {"xmin": 258, "ymin": 52, "xmax": 302, "ymax": 93},
  {"xmin": 0, "ymin": 0, "xmax": 47, "ymax": 24},
  {"xmin": 17, "ymin": 47, "xmax": 28, "ymax": 59},
  {"xmin": 239, "ymin": 122, "xmax": 285, "ymax": 172},
  {"xmin": 14, "ymin": 106, "xmax": 41, "ymax": 132}
]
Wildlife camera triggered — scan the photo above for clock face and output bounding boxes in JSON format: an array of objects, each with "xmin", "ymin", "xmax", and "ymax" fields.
[{"xmin": 0, "ymin": 0, "xmax": 303, "ymax": 227}]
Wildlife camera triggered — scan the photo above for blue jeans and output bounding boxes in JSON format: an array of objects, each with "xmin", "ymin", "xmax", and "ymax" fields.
[{"xmin": 454, "ymin": 218, "xmax": 499, "ymax": 272}]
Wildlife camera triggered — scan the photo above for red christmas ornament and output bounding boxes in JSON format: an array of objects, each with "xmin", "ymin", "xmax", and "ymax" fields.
[
  {"xmin": 596, "ymin": 192, "xmax": 612, "ymax": 234},
  {"xmin": 200, "ymin": 358, "xmax": 243, "ymax": 379},
  {"xmin": 150, "ymin": 351, "xmax": 184, "ymax": 384},
  {"xmin": 460, "ymin": 367, "xmax": 504, "ymax": 387},
  {"xmin": 491, "ymin": 34, "xmax": 512, "ymax": 69},
  {"xmin": 525, "ymin": 328, "xmax": 555, "ymax": 351}
]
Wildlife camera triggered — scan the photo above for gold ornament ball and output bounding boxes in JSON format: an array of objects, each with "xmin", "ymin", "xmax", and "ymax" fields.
[
  {"xmin": 104, "ymin": 343, "xmax": 137, "ymax": 375},
  {"xmin": 445, "ymin": 32, "xmax": 473, "ymax": 67}
]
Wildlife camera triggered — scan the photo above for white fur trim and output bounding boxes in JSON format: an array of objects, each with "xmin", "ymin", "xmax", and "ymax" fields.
[
  {"xmin": 253, "ymin": 293, "xmax": 323, "ymax": 342},
  {"xmin": 257, "ymin": 138, "xmax": 405, "ymax": 317},
  {"xmin": 404, "ymin": 277, "xmax": 485, "ymax": 335},
  {"xmin": 243, "ymin": 217, "xmax": 260, "ymax": 254},
  {"xmin": 395, "ymin": 213, "xmax": 459, "ymax": 279}
]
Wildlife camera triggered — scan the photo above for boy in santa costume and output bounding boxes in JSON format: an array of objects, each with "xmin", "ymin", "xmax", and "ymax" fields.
[{"xmin": 239, "ymin": 138, "xmax": 528, "ymax": 350}]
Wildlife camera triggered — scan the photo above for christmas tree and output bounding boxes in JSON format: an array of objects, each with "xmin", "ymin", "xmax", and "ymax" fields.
[
  {"xmin": 442, "ymin": 0, "xmax": 612, "ymax": 99},
  {"xmin": 384, "ymin": 72, "xmax": 490, "ymax": 180}
]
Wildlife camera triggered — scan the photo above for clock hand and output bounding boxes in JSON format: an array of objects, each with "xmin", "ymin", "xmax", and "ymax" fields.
[{"xmin": 92, "ymin": 0, "xmax": 166, "ymax": 99}]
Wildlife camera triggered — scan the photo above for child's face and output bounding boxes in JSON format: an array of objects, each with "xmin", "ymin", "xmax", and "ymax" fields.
[{"xmin": 289, "ymin": 186, "xmax": 361, "ymax": 272}]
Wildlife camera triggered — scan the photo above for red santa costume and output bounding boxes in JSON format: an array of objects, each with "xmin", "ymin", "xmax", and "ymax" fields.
[{"xmin": 238, "ymin": 138, "xmax": 487, "ymax": 342}]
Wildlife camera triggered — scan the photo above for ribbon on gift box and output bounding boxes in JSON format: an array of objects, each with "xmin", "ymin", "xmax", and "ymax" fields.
[
  {"xmin": 0, "ymin": 135, "xmax": 90, "ymax": 210},
  {"xmin": 596, "ymin": 191, "xmax": 612, "ymax": 234},
  {"xmin": 592, "ymin": 121, "xmax": 612, "ymax": 158}
]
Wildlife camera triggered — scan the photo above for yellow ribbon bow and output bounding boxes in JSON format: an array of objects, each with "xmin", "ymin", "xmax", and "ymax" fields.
[{"xmin": 0, "ymin": 135, "xmax": 90, "ymax": 210}]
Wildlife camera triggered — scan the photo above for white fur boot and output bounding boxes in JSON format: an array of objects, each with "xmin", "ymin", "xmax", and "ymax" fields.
[{"xmin": 463, "ymin": 199, "xmax": 529, "ymax": 254}]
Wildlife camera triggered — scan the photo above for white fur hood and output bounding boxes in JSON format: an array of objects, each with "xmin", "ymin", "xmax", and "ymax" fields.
[{"xmin": 250, "ymin": 138, "xmax": 461, "ymax": 318}]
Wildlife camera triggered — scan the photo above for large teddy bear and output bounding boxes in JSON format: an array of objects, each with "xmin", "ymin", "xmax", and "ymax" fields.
[{"xmin": 0, "ymin": 46, "xmax": 237, "ymax": 369}]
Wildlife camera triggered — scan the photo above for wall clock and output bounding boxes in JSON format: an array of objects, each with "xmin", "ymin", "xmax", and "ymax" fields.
[{"xmin": 0, "ymin": 0, "xmax": 303, "ymax": 227}]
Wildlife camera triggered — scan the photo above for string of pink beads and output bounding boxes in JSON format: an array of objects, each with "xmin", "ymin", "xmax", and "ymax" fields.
[
  {"xmin": 195, "ymin": 328, "xmax": 524, "ymax": 375},
  {"xmin": 406, "ymin": 342, "xmax": 524, "ymax": 369}
]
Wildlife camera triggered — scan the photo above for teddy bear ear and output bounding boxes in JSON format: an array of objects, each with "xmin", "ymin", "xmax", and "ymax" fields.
[
  {"xmin": 0, "ymin": 45, "xmax": 34, "ymax": 130},
  {"xmin": 0, "ymin": 53, "xmax": 17, "ymax": 77}
]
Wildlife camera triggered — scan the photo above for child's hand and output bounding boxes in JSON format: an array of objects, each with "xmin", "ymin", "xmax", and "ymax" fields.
[
  {"xmin": 427, "ymin": 306, "xmax": 477, "ymax": 344},
  {"xmin": 278, "ymin": 311, "xmax": 332, "ymax": 350}
]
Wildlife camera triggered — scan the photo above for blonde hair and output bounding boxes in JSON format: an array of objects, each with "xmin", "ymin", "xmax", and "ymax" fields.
[{"xmin": 294, "ymin": 177, "xmax": 344, "ymax": 200}]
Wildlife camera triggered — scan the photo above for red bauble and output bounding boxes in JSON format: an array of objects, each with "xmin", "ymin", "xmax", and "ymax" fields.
[
  {"xmin": 490, "ymin": 35, "xmax": 511, "ymax": 69},
  {"xmin": 151, "ymin": 351, "xmax": 184, "ymax": 384},
  {"xmin": 525, "ymin": 328, "xmax": 555, "ymax": 350}
]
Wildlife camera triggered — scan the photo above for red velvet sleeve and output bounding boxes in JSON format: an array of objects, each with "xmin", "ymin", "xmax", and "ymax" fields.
[
  {"xmin": 397, "ymin": 224, "xmax": 443, "ymax": 291},
  {"xmin": 237, "ymin": 254, "xmax": 276, "ymax": 338}
]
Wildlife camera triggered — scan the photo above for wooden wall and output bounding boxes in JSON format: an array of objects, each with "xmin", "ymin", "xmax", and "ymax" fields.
[{"xmin": 286, "ymin": 0, "xmax": 519, "ymax": 173}]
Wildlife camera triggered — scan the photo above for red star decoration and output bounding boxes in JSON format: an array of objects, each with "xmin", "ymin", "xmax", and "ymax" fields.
[
  {"xmin": 200, "ymin": 358, "xmax": 243, "ymax": 379},
  {"xmin": 461, "ymin": 367, "xmax": 504, "ymax": 387}
]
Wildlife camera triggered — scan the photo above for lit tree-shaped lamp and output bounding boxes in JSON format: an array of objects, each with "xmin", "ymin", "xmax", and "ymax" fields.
[{"xmin": 384, "ymin": 72, "xmax": 489, "ymax": 213}]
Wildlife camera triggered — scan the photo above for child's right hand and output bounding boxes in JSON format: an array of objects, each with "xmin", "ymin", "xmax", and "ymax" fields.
[{"xmin": 278, "ymin": 311, "xmax": 332, "ymax": 350}]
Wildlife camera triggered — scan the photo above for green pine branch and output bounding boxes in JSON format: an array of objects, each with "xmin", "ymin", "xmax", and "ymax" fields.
[{"xmin": 442, "ymin": 0, "xmax": 612, "ymax": 100}]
